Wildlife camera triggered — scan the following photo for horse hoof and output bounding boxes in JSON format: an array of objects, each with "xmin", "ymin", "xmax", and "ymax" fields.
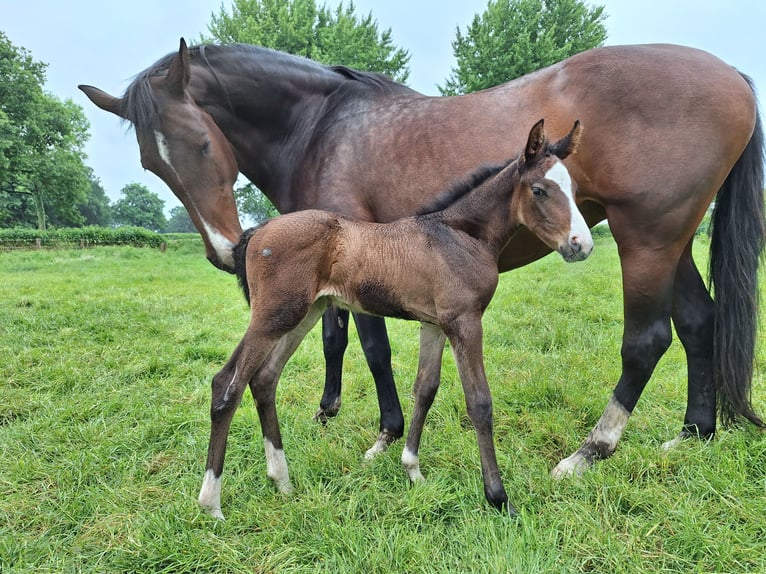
[
  {"xmin": 364, "ymin": 430, "xmax": 399, "ymax": 460},
  {"xmin": 551, "ymin": 452, "xmax": 591, "ymax": 479},
  {"xmin": 313, "ymin": 398, "xmax": 342, "ymax": 425}
]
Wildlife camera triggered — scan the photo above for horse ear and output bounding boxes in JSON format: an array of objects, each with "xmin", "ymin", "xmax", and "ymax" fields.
[
  {"xmin": 549, "ymin": 120, "xmax": 582, "ymax": 160},
  {"xmin": 78, "ymin": 85, "xmax": 125, "ymax": 119},
  {"xmin": 524, "ymin": 119, "xmax": 547, "ymax": 163},
  {"xmin": 166, "ymin": 38, "xmax": 191, "ymax": 97}
]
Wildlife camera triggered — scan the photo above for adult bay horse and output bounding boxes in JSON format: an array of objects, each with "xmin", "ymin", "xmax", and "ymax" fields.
[
  {"xmin": 79, "ymin": 40, "xmax": 764, "ymax": 477},
  {"xmin": 199, "ymin": 120, "xmax": 590, "ymax": 519}
]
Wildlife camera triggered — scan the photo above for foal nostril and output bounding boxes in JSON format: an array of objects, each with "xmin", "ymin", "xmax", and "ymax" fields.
[{"xmin": 569, "ymin": 235, "xmax": 582, "ymax": 250}]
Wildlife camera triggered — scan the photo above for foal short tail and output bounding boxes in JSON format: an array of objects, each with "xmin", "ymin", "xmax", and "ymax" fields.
[
  {"xmin": 709, "ymin": 73, "xmax": 766, "ymax": 428},
  {"xmin": 233, "ymin": 221, "xmax": 272, "ymax": 306}
]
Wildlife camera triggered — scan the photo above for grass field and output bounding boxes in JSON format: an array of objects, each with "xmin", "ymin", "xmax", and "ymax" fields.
[{"xmin": 1, "ymin": 236, "xmax": 764, "ymax": 573}]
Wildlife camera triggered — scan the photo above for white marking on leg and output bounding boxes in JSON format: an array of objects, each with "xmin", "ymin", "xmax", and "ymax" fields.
[
  {"xmin": 545, "ymin": 161, "xmax": 593, "ymax": 258},
  {"xmin": 401, "ymin": 446, "xmax": 425, "ymax": 483},
  {"xmin": 364, "ymin": 432, "xmax": 395, "ymax": 460},
  {"xmin": 552, "ymin": 395, "xmax": 630, "ymax": 478},
  {"xmin": 264, "ymin": 438, "xmax": 292, "ymax": 494},
  {"xmin": 662, "ymin": 434, "xmax": 684, "ymax": 451},
  {"xmin": 198, "ymin": 469, "xmax": 225, "ymax": 520},
  {"xmin": 222, "ymin": 367, "xmax": 238, "ymax": 404}
]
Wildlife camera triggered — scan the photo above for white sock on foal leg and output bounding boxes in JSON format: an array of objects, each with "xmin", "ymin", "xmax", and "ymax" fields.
[{"xmin": 264, "ymin": 438, "xmax": 293, "ymax": 494}]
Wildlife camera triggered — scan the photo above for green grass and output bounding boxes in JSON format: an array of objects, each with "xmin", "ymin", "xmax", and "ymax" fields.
[{"xmin": 1, "ymin": 236, "xmax": 764, "ymax": 573}]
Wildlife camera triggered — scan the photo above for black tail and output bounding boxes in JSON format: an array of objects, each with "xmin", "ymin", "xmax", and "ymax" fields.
[
  {"xmin": 709, "ymin": 74, "xmax": 765, "ymax": 428},
  {"xmin": 233, "ymin": 221, "xmax": 271, "ymax": 306}
]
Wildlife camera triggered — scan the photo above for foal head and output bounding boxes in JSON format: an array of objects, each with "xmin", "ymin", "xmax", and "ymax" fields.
[
  {"xmin": 79, "ymin": 39, "xmax": 242, "ymax": 272},
  {"xmin": 515, "ymin": 120, "xmax": 592, "ymax": 262}
]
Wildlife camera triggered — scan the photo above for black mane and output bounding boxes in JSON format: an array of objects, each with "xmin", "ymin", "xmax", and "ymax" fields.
[
  {"xmin": 416, "ymin": 160, "xmax": 513, "ymax": 216},
  {"xmin": 120, "ymin": 43, "xmax": 407, "ymax": 139}
]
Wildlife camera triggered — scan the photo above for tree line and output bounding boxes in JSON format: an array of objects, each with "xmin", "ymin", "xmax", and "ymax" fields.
[{"xmin": 0, "ymin": 0, "xmax": 606, "ymax": 232}]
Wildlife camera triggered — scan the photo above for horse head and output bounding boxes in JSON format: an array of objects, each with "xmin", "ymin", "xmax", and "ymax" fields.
[
  {"xmin": 516, "ymin": 119, "xmax": 592, "ymax": 262},
  {"xmin": 79, "ymin": 39, "xmax": 243, "ymax": 273}
]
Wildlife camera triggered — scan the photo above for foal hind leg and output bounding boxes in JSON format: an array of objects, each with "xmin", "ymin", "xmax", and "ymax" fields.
[
  {"xmin": 315, "ymin": 306, "xmax": 349, "ymax": 424},
  {"xmin": 552, "ymin": 247, "xmax": 676, "ymax": 478},
  {"xmin": 250, "ymin": 301, "xmax": 329, "ymax": 494},
  {"xmin": 401, "ymin": 323, "xmax": 446, "ymax": 482},
  {"xmin": 199, "ymin": 334, "xmax": 276, "ymax": 520},
  {"xmin": 664, "ymin": 244, "xmax": 716, "ymax": 448},
  {"xmin": 354, "ymin": 313, "xmax": 405, "ymax": 459}
]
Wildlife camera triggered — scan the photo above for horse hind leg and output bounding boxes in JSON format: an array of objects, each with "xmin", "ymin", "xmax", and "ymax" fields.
[
  {"xmin": 663, "ymin": 245, "xmax": 716, "ymax": 450},
  {"xmin": 552, "ymin": 248, "xmax": 676, "ymax": 478}
]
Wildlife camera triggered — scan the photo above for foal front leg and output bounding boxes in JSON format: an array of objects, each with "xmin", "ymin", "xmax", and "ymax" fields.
[{"xmin": 447, "ymin": 315, "xmax": 511, "ymax": 514}]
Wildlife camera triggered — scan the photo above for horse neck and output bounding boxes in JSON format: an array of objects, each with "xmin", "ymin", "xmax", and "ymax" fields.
[
  {"xmin": 438, "ymin": 163, "xmax": 521, "ymax": 255},
  {"xmin": 188, "ymin": 49, "xmax": 344, "ymax": 211}
]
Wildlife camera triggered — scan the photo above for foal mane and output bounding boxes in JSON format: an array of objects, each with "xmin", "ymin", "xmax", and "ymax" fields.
[{"xmin": 416, "ymin": 160, "xmax": 513, "ymax": 216}]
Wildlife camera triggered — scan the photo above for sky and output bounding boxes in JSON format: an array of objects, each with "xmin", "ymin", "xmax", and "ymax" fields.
[{"xmin": 3, "ymin": 1, "xmax": 765, "ymax": 213}]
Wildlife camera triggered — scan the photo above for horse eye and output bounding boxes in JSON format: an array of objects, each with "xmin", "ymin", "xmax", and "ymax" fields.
[
  {"xmin": 532, "ymin": 186, "xmax": 546, "ymax": 197},
  {"xmin": 201, "ymin": 140, "xmax": 211, "ymax": 155}
]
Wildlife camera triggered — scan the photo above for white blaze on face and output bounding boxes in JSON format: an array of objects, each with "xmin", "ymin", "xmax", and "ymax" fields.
[
  {"xmin": 154, "ymin": 130, "xmax": 180, "ymax": 180},
  {"xmin": 544, "ymin": 161, "xmax": 593, "ymax": 255},
  {"xmin": 154, "ymin": 130, "xmax": 236, "ymax": 268}
]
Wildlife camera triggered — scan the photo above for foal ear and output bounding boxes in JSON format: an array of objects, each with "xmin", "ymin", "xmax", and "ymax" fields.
[
  {"xmin": 78, "ymin": 85, "xmax": 126, "ymax": 119},
  {"xmin": 524, "ymin": 119, "xmax": 547, "ymax": 163},
  {"xmin": 549, "ymin": 120, "xmax": 583, "ymax": 160},
  {"xmin": 165, "ymin": 38, "xmax": 191, "ymax": 97}
]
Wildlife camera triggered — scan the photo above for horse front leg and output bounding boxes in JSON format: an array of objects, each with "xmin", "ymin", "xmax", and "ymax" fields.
[
  {"xmin": 552, "ymin": 246, "xmax": 676, "ymax": 478},
  {"xmin": 401, "ymin": 323, "xmax": 446, "ymax": 483},
  {"xmin": 353, "ymin": 313, "xmax": 405, "ymax": 459},
  {"xmin": 447, "ymin": 315, "xmax": 512, "ymax": 514},
  {"xmin": 314, "ymin": 306, "xmax": 349, "ymax": 424}
]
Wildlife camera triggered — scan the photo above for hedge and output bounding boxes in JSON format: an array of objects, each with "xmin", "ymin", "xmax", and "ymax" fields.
[{"xmin": 0, "ymin": 226, "xmax": 166, "ymax": 249}]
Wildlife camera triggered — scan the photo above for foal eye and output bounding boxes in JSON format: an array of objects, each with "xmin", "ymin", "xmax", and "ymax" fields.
[
  {"xmin": 201, "ymin": 140, "xmax": 211, "ymax": 155},
  {"xmin": 532, "ymin": 186, "xmax": 546, "ymax": 197}
]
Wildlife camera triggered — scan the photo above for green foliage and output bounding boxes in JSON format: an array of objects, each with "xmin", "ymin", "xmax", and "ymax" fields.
[
  {"xmin": 200, "ymin": 0, "xmax": 410, "ymax": 82},
  {"xmin": 440, "ymin": 0, "xmax": 607, "ymax": 95},
  {"xmin": 164, "ymin": 206, "xmax": 198, "ymax": 233},
  {"xmin": 112, "ymin": 183, "xmax": 167, "ymax": 232},
  {"xmin": 0, "ymin": 32, "xmax": 91, "ymax": 229},
  {"xmin": 79, "ymin": 172, "xmax": 113, "ymax": 227},
  {"xmin": 0, "ymin": 226, "xmax": 165, "ymax": 248},
  {"xmin": 1, "ymin": 236, "xmax": 764, "ymax": 572},
  {"xmin": 235, "ymin": 182, "xmax": 279, "ymax": 224}
]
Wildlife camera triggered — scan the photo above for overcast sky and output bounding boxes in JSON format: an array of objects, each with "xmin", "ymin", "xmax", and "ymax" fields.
[{"xmin": 3, "ymin": 1, "xmax": 764, "ymax": 212}]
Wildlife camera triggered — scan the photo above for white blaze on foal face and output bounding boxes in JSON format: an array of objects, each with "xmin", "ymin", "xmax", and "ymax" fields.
[{"xmin": 544, "ymin": 161, "xmax": 592, "ymax": 257}]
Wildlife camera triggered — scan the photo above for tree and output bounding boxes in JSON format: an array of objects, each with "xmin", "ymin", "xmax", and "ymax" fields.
[
  {"xmin": 200, "ymin": 0, "xmax": 410, "ymax": 82},
  {"xmin": 79, "ymin": 171, "xmax": 112, "ymax": 227},
  {"xmin": 439, "ymin": 0, "xmax": 607, "ymax": 95},
  {"xmin": 164, "ymin": 206, "xmax": 198, "ymax": 233},
  {"xmin": 235, "ymin": 182, "xmax": 279, "ymax": 224},
  {"xmin": 112, "ymin": 183, "xmax": 166, "ymax": 232},
  {"xmin": 0, "ymin": 32, "xmax": 91, "ymax": 229}
]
